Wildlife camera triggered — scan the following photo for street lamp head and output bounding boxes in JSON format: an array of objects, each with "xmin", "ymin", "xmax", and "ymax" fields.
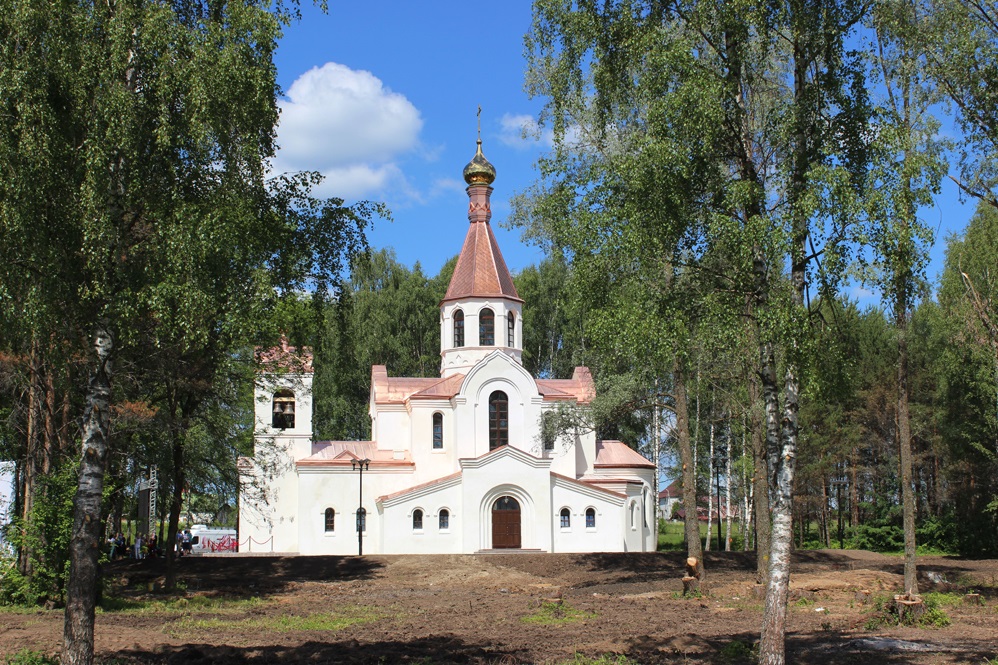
[{"xmin": 351, "ymin": 458, "xmax": 371, "ymax": 471}]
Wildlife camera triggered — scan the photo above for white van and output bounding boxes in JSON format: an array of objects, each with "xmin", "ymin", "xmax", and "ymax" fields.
[{"xmin": 189, "ymin": 525, "xmax": 238, "ymax": 553}]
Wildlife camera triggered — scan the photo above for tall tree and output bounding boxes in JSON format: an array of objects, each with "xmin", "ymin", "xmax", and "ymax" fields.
[
  {"xmin": 862, "ymin": 0, "xmax": 946, "ymax": 597},
  {"xmin": 0, "ymin": 2, "xmax": 376, "ymax": 663},
  {"xmin": 525, "ymin": 3, "xmax": 868, "ymax": 661}
]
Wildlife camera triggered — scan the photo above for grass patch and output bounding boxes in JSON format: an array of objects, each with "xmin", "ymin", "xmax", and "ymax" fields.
[
  {"xmin": 552, "ymin": 655, "xmax": 637, "ymax": 665},
  {"xmin": 4, "ymin": 651, "xmax": 59, "ymax": 665},
  {"xmin": 169, "ymin": 604, "xmax": 391, "ymax": 635},
  {"xmin": 98, "ymin": 593, "xmax": 265, "ymax": 615},
  {"xmin": 864, "ymin": 593, "xmax": 951, "ymax": 630},
  {"xmin": 922, "ymin": 592, "xmax": 965, "ymax": 607},
  {"xmin": 521, "ymin": 600, "xmax": 595, "ymax": 626}
]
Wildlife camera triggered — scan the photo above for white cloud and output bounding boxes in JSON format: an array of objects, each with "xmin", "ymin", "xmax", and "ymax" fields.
[
  {"xmin": 272, "ymin": 63, "xmax": 422, "ymax": 198},
  {"xmin": 498, "ymin": 113, "xmax": 551, "ymax": 149}
]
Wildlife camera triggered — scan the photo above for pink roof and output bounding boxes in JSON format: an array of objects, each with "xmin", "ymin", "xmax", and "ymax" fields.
[
  {"xmin": 442, "ymin": 219, "xmax": 522, "ymax": 303},
  {"xmin": 255, "ymin": 335, "xmax": 314, "ymax": 373},
  {"xmin": 297, "ymin": 441, "xmax": 413, "ymax": 468},
  {"xmin": 536, "ymin": 367, "xmax": 596, "ymax": 404},
  {"xmin": 371, "ymin": 366, "xmax": 465, "ymax": 404},
  {"xmin": 377, "ymin": 471, "xmax": 462, "ymax": 503},
  {"xmin": 594, "ymin": 439, "xmax": 655, "ymax": 469},
  {"xmin": 551, "ymin": 472, "xmax": 627, "ymax": 499}
]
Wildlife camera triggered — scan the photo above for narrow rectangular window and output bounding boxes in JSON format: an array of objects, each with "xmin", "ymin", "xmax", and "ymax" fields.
[{"xmin": 432, "ymin": 413, "xmax": 443, "ymax": 449}]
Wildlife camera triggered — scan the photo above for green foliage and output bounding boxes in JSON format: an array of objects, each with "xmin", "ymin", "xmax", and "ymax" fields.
[
  {"xmin": 0, "ymin": 463, "xmax": 78, "ymax": 606},
  {"xmin": 3, "ymin": 651, "xmax": 59, "ymax": 665},
  {"xmin": 313, "ymin": 250, "xmax": 450, "ymax": 440},
  {"xmin": 520, "ymin": 600, "xmax": 595, "ymax": 625},
  {"xmin": 719, "ymin": 639, "xmax": 758, "ymax": 663},
  {"xmin": 864, "ymin": 593, "xmax": 951, "ymax": 629}
]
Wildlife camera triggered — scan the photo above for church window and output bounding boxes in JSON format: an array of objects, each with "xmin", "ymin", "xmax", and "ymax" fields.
[
  {"xmin": 454, "ymin": 310, "xmax": 464, "ymax": 347},
  {"xmin": 439, "ymin": 509, "xmax": 449, "ymax": 530},
  {"xmin": 356, "ymin": 507, "xmax": 367, "ymax": 532},
  {"xmin": 413, "ymin": 509, "xmax": 423, "ymax": 530},
  {"xmin": 272, "ymin": 390, "xmax": 295, "ymax": 429},
  {"xmin": 507, "ymin": 311, "xmax": 515, "ymax": 347},
  {"xmin": 432, "ymin": 412, "xmax": 443, "ymax": 449},
  {"xmin": 560, "ymin": 508, "xmax": 571, "ymax": 529},
  {"xmin": 586, "ymin": 508, "xmax": 596, "ymax": 529},
  {"xmin": 488, "ymin": 390, "xmax": 508, "ymax": 450},
  {"xmin": 480, "ymin": 308, "xmax": 494, "ymax": 345},
  {"xmin": 324, "ymin": 508, "xmax": 335, "ymax": 532}
]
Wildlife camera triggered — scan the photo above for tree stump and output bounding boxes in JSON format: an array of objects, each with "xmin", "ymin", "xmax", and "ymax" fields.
[
  {"xmin": 894, "ymin": 594, "xmax": 925, "ymax": 623},
  {"xmin": 682, "ymin": 557, "xmax": 701, "ymax": 596},
  {"xmin": 963, "ymin": 593, "xmax": 982, "ymax": 606},
  {"xmin": 854, "ymin": 589, "xmax": 871, "ymax": 604}
]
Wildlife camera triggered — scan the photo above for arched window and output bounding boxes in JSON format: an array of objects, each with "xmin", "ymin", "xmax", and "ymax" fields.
[
  {"xmin": 479, "ymin": 308, "xmax": 494, "ymax": 346},
  {"xmin": 507, "ymin": 311, "xmax": 515, "ymax": 347},
  {"xmin": 439, "ymin": 509, "xmax": 450, "ymax": 530},
  {"xmin": 488, "ymin": 390, "xmax": 508, "ymax": 450},
  {"xmin": 413, "ymin": 509, "xmax": 423, "ymax": 530},
  {"xmin": 356, "ymin": 507, "xmax": 367, "ymax": 532},
  {"xmin": 453, "ymin": 309, "xmax": 464, "ymax": 347},
  {"xmin": 324, "ymin": 508, "xmax": 335, "ymax": 532},
  {"xmin": 560, "ymin": 508, "xmax": 571, "ymax": 529},
  {"xmin": 272, "ymin": 390, "xmax": 295, "ymax": 429},
  {"xmin": 432, "ymin": 412, "xmax": 443, "ymax": 449},
  {"xmin": 586, "ymin": 508, "xmax": 596, "ymax": 529},
  {"xmin": 630, "ymin": 501, "xmax": 637, "ymax": 529}
]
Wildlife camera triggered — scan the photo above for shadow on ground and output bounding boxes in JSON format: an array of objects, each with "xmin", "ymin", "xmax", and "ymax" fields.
[
  {"xmin": 112, "ymin": 636, "xmax": 524, "ymax": 665},
  {"xmin": 105, "ymin": 556, "xmax": 385, "ymax": 593}
]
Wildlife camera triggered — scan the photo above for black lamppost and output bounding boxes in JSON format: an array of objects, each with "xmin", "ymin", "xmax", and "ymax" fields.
[
  {"xmin": 351, "ymin": 458, "xmax": 370, "ymax": 555},
  {"xmin": 712, "ymin": 452, "xmax": 724, "ymax": 552}
]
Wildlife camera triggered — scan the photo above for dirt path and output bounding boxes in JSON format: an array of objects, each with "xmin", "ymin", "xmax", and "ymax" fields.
[{"xmin": 1, "ymin": 550, "xmax": 996, "ymax": 664}]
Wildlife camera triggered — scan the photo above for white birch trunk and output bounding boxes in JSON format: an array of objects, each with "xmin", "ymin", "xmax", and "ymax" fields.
[
  {"xmin": 725, "ymin": 429, "xmax": 732, "ymax": 552},
  {"xmin": 705, "ymin": 421, "xmax": 714, "ymax": 552}
]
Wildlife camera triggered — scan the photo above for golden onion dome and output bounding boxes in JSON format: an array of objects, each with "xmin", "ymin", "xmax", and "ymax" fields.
[{"xmin": 463, "ymin": 139, "xmax": 496, "ymax": 185}]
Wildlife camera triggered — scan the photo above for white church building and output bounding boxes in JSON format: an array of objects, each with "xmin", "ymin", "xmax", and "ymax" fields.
[{"xmin": 238, "ymin": 140, "xmax": 657, "ymax": 554}]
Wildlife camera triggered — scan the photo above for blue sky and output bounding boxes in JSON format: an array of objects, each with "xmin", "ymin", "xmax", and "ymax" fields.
[{"xmin": 272, "ymin": 1, "xmax": 978, "ymax": 299}]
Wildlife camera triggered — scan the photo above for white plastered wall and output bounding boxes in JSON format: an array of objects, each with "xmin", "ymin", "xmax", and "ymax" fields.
[
  {"xmin": 440, "ymin": 298, "xmax": 523, "ymax": 376},
  {"xmin": 238, "ymin": 371, "xmax": 313, "ymax": 553},
  {"xmin": 550, "ymin": 478, "xmax": 626, "ymax": 553}
]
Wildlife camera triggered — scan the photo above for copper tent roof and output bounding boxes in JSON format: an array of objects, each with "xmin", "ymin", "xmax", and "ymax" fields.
[{"xmin": 442, "ymin": 219, "xmax": 522, "ymax": 303}]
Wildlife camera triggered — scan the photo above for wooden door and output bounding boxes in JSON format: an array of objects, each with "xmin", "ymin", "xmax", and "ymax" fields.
[{"xmin": 491, "ymin": 496, "xmax": 521, "ymax": 549}]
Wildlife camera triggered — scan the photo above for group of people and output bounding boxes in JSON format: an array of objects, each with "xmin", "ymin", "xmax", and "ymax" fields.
[{"xmin": 107, "ymin": 532, "xmax": 161, "ymax": 560}]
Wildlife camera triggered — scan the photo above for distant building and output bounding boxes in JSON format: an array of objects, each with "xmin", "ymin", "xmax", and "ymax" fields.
[
  {"xmin": 238, "ymin": 141, "xmax": 657, "ymax": 554},
  {"xmin": 659, "ymin": 478, "xmax": 683, "ymax": 519},
  {"xmin": 659, "ymin": 478, "xmax": 741, "ymax": 521}
]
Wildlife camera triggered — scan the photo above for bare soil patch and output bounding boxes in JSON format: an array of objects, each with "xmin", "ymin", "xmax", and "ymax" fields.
[{"xmin": 2, "ymin": 549, "xmax": 996, "ymax": 664}]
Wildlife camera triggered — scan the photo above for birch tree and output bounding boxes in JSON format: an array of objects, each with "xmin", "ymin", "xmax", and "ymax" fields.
[
  {"xmin": 525, "ymin": 2, "xmax": 869, "ymax": 661},
  {"xmin": 0, "ymin": 2, "xmax": 377, "ymax": 662}
]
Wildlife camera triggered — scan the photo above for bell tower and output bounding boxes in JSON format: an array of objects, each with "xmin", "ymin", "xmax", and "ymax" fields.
[{"xmin": 439, "ymin": 136, "xmax": 523, "ymax": 377}]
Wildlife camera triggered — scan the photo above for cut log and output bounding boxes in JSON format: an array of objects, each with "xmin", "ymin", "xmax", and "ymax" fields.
[
  {"xmin": 682, "ymin": 576, "xmax": 700, "ymax": 596},
  {"xmin": 685, "ymin": 557, "xmax": 700, "ymax": 579},
  {"xmin": 894, "ymin": 594, "xmax": 925, "ymax": 623}
]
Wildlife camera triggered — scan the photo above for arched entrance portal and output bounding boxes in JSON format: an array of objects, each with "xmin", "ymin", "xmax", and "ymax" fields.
[{"xmin": 491, "ymin": 496, "xmax": 521, "ymax": 549}]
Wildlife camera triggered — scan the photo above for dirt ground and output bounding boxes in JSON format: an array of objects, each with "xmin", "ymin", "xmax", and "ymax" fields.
[{"xmin": 2, "ymin": 549, "xmax": 997, "ymax": 664}]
